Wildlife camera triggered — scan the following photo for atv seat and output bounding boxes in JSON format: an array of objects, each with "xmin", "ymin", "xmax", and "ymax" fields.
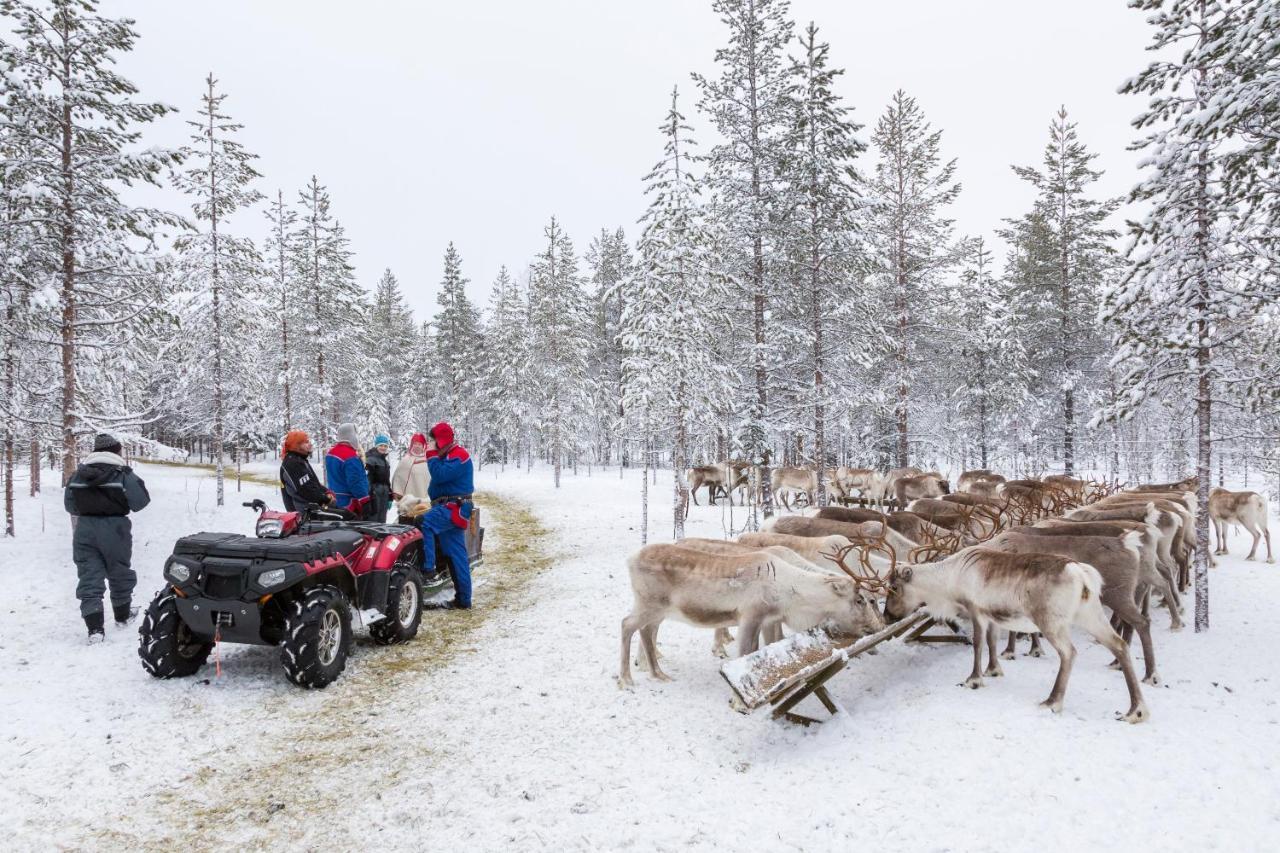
[{"xmin": 174, "ymin": 529, "xmax": 366, "ymax": 562}]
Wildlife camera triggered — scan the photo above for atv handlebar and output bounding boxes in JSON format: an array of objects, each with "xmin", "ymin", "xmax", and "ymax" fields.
[{"xmin": 243, "ymin": 499, "xmax": 267, "ymax": 512}]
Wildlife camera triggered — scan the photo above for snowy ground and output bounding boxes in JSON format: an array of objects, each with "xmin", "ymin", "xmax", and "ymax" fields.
[{"xmin": 3, "ymin": 461, "xmax": 1279, "ymax": 851}]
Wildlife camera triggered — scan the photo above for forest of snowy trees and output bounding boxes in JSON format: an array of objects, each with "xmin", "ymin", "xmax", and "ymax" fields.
[{"xmin": 2, "ymin": 0, "xmax": 1279, "ymax": 542}]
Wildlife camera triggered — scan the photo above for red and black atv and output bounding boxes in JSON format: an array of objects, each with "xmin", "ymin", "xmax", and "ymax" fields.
[{"xmin": 138, "ymin": 500, "xmax": 433, "ymax": 688}]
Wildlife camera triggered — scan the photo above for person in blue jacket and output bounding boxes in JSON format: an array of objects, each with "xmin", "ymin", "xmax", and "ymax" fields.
[
  {"xmin": 325, "ymin": 423, "xmax": 370, "ymax": 516},
  {"xmin": 421, "ymin": 421, "xmax": 474, "ymax": 609}
]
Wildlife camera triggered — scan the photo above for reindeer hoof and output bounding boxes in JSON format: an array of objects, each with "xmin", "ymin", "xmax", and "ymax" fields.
[
  {"xmin": 984, "ymin": 666, "xmax": 1004, "ymax": 678},
  {"xmin": 712, "ymin": 648, "xmax": 728, "ymax": 659},
  {"xmin": 1027, "ymin": 649, "xmax": 1044, "ymax": 658},
  {"xmin": 618, "ymin": 676, "xmax": 634, "ymax": 690},
  {"xmin": 652, "ymin": 671, "xmax": 674, "ymax": 683},
  {"xmin": 1169, "ymin": 622, "xmax": 1184, "ymax": 633},
  {"xmin": 1040, "ymin": 699, "xmax": 1064, "ymax": 714},
  {"xmin": 963, "ymin": 676, "xmax": 983, "ymax": 690},
  {"xmin": 1117, "ymin": 703, "xmax": 1150, "ymax": 724},
  {"xmin": 1143, "ymin": 672, "xmax": 1162, "ymax": 687},
  {"xmin": 1107, "ymin": 659, "xmax": 1123, "ymax": 671},
  {"xmin": 999, "ymin": 650, "xmax": 1016, "ymax": 661}
]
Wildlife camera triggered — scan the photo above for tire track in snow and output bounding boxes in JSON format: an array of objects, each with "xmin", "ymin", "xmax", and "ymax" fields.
[{"xmin": 83, "ymin": 489, "xmax": 554, "ymax": 851}]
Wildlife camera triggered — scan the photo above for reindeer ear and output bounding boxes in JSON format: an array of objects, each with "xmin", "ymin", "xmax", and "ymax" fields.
[
  {"xmin": 825, "ymin": 576, "xmax": 854, "ymax": 597},
  {"xmin": 898, "ymin": 566, "xmax": 914, "ymax": 583}
]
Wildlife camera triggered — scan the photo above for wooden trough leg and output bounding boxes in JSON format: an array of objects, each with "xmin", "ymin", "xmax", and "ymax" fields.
[
  {"xmin": 905, "ymin": 617, "xmax": 971, "ymax": 645},
  {"xmin": 772, "ymin": 658, "xmax": 848, "ymax": 726}
]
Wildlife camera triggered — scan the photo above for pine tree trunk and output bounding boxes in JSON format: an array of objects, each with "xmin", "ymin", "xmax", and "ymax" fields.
[
  {"xmin": 894, "ymin": 230, "xmax": 910, "ymax": 468},
  {"xmin": 59, "ymin": 86, "xmax": 77, "ymax": 486},
  {"xmin": 30, "ymin": 437, "xmax": 40, "ymax": 496},
  {"xmin": 3, "ymin": 417, "xmax": 12, "ymax": 538},
  {"xmin": 640, "ymin": 425, "xmax": 650, "ymax": 546},
  {"xmin": 1193, "ymin": 163, "xmax": 1212, "ymax": 633},
  {"xmin": 279, "ymin": 192, "xmax": 293, "ymax": 432},
  {"xmin": 746, "ymin": 20, "xmax": 773, "ymax": 521},
  {"xmin": 3, "ymin": 298, "xmax": 15, "ymax": 536},
  {"xmin": 209, "ymin": 84, "xmax": 225, "ymax": 507},
  {"xmin": 673, "ymin": 391, "xmax": 688, "ymax": 540},
  {"xmin": 979, "ymin": 393, "xmax": 988, "ymax": 469}
]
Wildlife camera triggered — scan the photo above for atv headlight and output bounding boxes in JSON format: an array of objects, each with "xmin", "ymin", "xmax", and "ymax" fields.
[
  {"xmin": 256, "ymin": 518, "xmax": 284, "ymax": 538},
  {"xmin": 166, "ymin": 559, "xmax": 190, "ymax": 583},
  {"xmin": 258, "ymin": 568, "xmax": 288, "ymax": 589}
]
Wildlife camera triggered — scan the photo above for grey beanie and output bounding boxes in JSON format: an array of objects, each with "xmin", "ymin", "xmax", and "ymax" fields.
[
  {"xmin": 93, "ymin": 433, "xmax": 122, "ymax": 454},
  {"xmin": 336, "ymin": 422, "xmax": 359, "ymax": 446}
]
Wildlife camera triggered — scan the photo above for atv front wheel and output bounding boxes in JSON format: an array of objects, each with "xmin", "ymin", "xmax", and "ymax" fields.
[
  {"xmin": 138, "ymin": 588, "xmax": 213, "ymax": 678},
  {"xmin": 281, "ymin": 585, "xmax": 352, "ymax": 689},
  {"xmin": 370, "ymin": 565, "xmax": 424, "ymax": 645}
]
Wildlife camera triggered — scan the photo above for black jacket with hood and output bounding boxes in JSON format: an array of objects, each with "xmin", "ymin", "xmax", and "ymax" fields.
[{"xmin": 63, "ymin": 452, "xmax": 151, "ymax": 517}]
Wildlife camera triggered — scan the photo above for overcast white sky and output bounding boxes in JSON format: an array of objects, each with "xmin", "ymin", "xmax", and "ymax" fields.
[{"xmin": 117, "ymin": 0, "xmax": 1156, "ymax": 320}]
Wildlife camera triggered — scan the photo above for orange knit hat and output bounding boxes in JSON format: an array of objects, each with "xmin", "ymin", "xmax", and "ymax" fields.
[{"xmin": 282, "ymin": 429, "xmax": 310, "ymax": 457}]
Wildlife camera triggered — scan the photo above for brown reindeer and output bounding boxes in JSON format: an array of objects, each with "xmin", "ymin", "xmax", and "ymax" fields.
[
  {"xmin": 1209, "ymin": 488, "xmax": 1274, "ymax": 562},
  {"xmin": 884, "ymin": 548, "xmax": 1149, "ymax": 722},
  {"xmin": 619, "ymin": 544, "xmax": 884, "ymax": 686}
]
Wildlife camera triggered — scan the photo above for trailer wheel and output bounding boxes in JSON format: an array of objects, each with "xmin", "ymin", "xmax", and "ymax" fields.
[
  {"xmin": 138, "ymin": 588, "xmax": 212, "ymax": 678},
  {"xmin": 280, "ymin": 585, "xmax": 351, "ymax": 688},
  {"xmin": 370, "ymin": 563, "xmax": 424, "ymax": 645}
]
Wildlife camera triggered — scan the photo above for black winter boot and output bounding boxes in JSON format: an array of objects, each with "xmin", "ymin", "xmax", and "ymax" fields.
[
  {"xmin": 85, "ymin": 611, "xmax": 106, "ymax": 644},
  {"xmin": 113, "ymin": 602, "xmax": 138, "ymax": 627}
]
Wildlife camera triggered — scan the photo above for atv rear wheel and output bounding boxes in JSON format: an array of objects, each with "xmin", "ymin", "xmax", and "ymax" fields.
[
  {"xmin": 370, "ymin": 565, "xmax": 424, "ymax": 645},
  {"xmin": 138, "ymin": 588, "xmax": 213, "ymax": 678},
  {"xmin": 281, "ymin": 585, "xmax": 352, "ymax": 688}
]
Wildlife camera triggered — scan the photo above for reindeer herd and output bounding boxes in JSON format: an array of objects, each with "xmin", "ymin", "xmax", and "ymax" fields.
[
  {"xmin": 623, "ymin": 468, "xmax": 1276, "ymax": 724},
  {"xmin": 685, "ymin": 462, "xmax": 952, "ymax": 511}
]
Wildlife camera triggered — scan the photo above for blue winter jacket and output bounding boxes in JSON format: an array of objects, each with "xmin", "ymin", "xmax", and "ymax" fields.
[
  {"xmin": 325, "ymin": 442, "xmax": 370, "ymax": 509},
  {"xmin": 426, "ymin": 443, "xmax": 474, "ymax": 501}
]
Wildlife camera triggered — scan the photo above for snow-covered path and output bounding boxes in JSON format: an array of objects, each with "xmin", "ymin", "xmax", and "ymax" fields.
[{"xmin": 3, "ymin": 463, "xmax": 1279, "ymax": 851}]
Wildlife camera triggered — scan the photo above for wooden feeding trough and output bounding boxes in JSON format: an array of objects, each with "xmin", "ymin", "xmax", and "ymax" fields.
[{"xmin": 720, "ymin": 611, "xmax": 931, "ymax": 726}]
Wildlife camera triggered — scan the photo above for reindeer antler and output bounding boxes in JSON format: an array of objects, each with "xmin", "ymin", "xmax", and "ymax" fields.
[{"xmin": 831, "ymin": 542, "xmax": 893, "ymax": 596}]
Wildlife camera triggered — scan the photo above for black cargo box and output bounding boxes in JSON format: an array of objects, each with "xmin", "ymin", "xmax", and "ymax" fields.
[{"xmin": 173, "ymin": 529, "xmax": 365, "ymax": 563}]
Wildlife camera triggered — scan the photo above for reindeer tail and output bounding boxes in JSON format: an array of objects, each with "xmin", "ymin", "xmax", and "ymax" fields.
[{"xmin": 1066, "ymin": 561, "xmax": 1104, "ymax": 602}]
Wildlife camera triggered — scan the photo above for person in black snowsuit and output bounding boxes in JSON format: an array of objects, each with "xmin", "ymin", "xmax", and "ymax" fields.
[
  {"xmin": 63, "ymin": 433, "xmax": 151, "ymax": 643},
  {"xmin": 365, "ymin": 433, "xmax": 392, "ymax": 523},
  {"xmin": 279, "ymin": 429, "xmax": 332, "ymax": 512}
]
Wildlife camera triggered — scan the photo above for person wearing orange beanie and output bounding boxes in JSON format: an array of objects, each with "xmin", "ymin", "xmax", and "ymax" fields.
[{"xmin": 279, "ymin": 430, "xmax": 332, "ymax": 511}]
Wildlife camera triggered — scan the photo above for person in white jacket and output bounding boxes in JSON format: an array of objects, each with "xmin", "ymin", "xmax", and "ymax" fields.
[{"xmin": 392, "ymin": 431, "xmax": 432, "ymax": 504}]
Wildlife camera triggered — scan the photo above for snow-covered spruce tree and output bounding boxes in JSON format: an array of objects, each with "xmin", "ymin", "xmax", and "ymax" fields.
[
  {"xmin": 631, "ymin": 86, "xmax": 733, "ymax": 538},
  {"xmin": 945, "ymin": 238, "xmax": 1032, "ymax": 468},
  {"xmin": 1, "ymin": 0, "xmax": 182, "ymax": 482},
  {"xmin": 171, "ymin": 73, "xmax": 264, "ymax": 506},
  {"xmin": 290, "ymin": 177, "xmax": 362, "ymax": 441},
  {"xmin": 863, "ymin": 90, "xmax": 960, "ymax": 467},
  {"xmin": 528, "ymin": 216, "xmax": 594, "ymax": 488},
  {"xmin": 356, "ymin": 269, "xmax": 418, "ymax": 443},
  {"xmin": 777, "ymin": 22, "xmax": 864, "ymax": 505},
  {"xmin": 476, "ymin": 265, "xmax": 530, "ymax": 467},
  {"xmin": 1004, "ymin": 107, "xmax": 1118, "ymax": 475},
  {"xmin": 1103, "ymin": 0, "xmax": 1264, "ymax": 631},
  {"xmin": 585, "ymin": 227, "xmax": 630, "ymax": 466},
  {"xmin": 263, "ymin": 189, "xmax": 297, "ymax": 434},
  {"xmin": 432, "ymin": 242, "xmax": 481, "ymax": 428},
  {"xmin": 694, "ymin": 0, "xmax": 797, "ymax": 517}
]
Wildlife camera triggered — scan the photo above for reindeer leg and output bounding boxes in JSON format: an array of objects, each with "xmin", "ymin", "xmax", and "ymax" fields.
[
  {"xmin": 1037, "ymin": 623, "xmax": 1076, "ymax": 713},
  {"xmin": 1265, "ymin": 525, "xmax": 1274, "ymax": 563},
  {"xmin": 1247, "ymin": 523, "xmax": 1261, "ymax": 561},
  {"xmin": 711, "ymin": 627, "xmax": 733, "ymax": 659},
  {"xmin": 619, "ymin": 610, "xmax": 649, "ymax": 688},
  {"xmin": 1027, "ymin": 633, "xmax": 1044, "ymax": 657},
  {"xmin": 639, "ymin": 623, "xmax": 671, "ymax": 682},
  {"xmin": 1000, "ymin": 630, "xmax": 1018, "ymax": 661},
  {"xmin": 1078, "ymin": 599, "xmax": 1148, "ymax": 723},
  {"xmin": 736, "ymin": 614, "xmax": 764, "ymax": 656},
  {"xmin": 983, "ymin": 623, "xmax": 1004, "ymax": 677},
  {"xmin": 963, "ymin": 612, "xmax": 986, "ymax": 689}
]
